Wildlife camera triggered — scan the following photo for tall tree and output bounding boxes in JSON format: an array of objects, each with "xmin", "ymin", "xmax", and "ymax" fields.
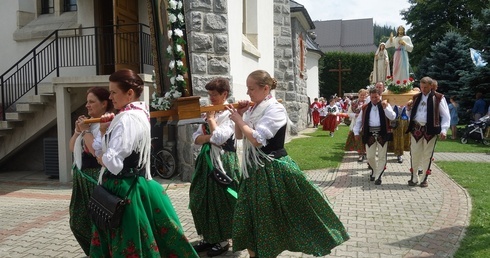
[
  {"xmin": 401, "ymin": 0, "xmax": 488, "ymax": 69},
  {"xmin": 418, "ymin": 31, "xmax": 474, "ymax": 98}
]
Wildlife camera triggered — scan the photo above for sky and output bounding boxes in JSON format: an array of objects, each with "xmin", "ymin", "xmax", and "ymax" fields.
[{"xmin": 296, "ymin": 0, "xmax": 412, "ymax": 29}]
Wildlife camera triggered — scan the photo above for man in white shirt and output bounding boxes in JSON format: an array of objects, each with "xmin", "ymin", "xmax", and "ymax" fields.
[
  {"xmin": 405, "ymin": 77, "xmax": 450, "ymax": 187},
  {"xmin": 354, "ymin": 87, "xmax": 396, "ymax": 185}
]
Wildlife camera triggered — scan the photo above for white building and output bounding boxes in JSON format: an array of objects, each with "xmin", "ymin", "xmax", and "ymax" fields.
[{"xmin": 0, "ymin": 0, "xmax": 321, "ymax": 182}]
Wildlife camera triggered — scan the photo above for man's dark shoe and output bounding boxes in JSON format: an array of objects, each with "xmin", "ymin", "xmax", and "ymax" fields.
[
  {"xmin": 397, "ymin": 156, "xmax": 403, "ymax": 163},
  {"xmin": 207, "ymin": 243, "xmax": 229, "ymax": 257},
  {"xmin": 420, "ymin": 181, "xmax": 428, "ymax": 188},
  {"xmin": 193, "ymin": 240, "xmax": 214, "ymax": 252},
  {"xmin": 408, "ymin": 180, "xmax": 417, "ymax": 186},
  {"xmin": 370, "ymin": 176, "xmax": 375, "ymax": 181},
  {"xmin": 375, "ymin": 179, "xmax": 382, "ymax": 185}
]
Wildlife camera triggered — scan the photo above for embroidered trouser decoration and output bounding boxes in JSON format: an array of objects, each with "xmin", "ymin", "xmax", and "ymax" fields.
[
  {"xmin": 409, "ymin": 133, "xmax": 437, "ymax": 183},
  {"xmin": 411, "ymin": 126, "xmax": 436, "ymax": 143},
  {"xmin": 365, "ymin": 132, "xmax": 388, "ymax": 181}
]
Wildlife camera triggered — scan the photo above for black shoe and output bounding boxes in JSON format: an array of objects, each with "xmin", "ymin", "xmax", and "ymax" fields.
[
  {"xmin": 375, "ymin": 179, "xmax": 382, "ymax": 185},
  {"xmin": 370, "ymin": 176, "xmax": 375, "ymax": 181},
  {"xmin": 408, "ymin": 180, "xmax": 417, "ymax": 186},
  {"xmin": 397, "ymin": 156, "xmax": 403, "ymax": 163},
  {"xmin": 358, "ymin": 155, "xmax": 364, "ymax": 162},
  {"xmin": 418, "ymin": 170, "xmax": 423, "ymax": 175},
  {"xmin": 207, "ymin": 243, "xmax": 229, "ymax": 257},
  {"xmin": 193, "ymin": 240, "xmax": 214, "ymax": 252}
]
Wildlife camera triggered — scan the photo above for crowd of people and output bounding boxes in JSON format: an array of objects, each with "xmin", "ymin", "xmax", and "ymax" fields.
[
  {"xmin": 68, "ymin": 64, "xmax": 485, "ymax": 257},
  {"xmin": 69, "ymin": 69, "xmax": 350, "ymax": 258}
]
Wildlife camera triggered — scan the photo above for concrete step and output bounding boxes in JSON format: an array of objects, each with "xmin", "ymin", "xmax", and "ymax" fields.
[
  {"xmin": 38, "ymin": 83, "xmax": 55, "ymax": 95},
  {"xmin": 15, "ymin": 103, "xmax": 43, "ymax": 113},
  {"xmin": 17, "ymin": 95, "xmax": 53, "ymax": 105},
  {"xmin": 0, "ymin": 121, "xmax": 10, "ymax": 136},
  {"xmin": 5, "ymin": 112, "xmax": 32, "ymax": 121}
]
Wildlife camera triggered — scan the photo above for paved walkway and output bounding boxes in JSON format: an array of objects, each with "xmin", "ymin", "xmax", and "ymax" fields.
[{"xmin": 0, "ymin": 130, "xmax": 488, "ymax": 257}]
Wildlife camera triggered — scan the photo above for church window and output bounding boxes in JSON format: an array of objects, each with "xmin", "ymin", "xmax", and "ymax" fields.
[{"xmin": 242, "ymin": 0, "xmax": 260, "ymax": 58}]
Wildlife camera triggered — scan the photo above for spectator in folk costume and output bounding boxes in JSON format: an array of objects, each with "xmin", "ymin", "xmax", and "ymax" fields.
[
  {"xmin": 189, "ymin": 78, "xmax": 241, "ymax": 256},
  {"xmin": 323, "ymin": 96, "xmax": 340, "ymax": 136},
  {"xmin": 387, "ymin": 105, "xmax": 410, "ymax": 163},
  {"xmin": 227, "ymin": 69, "xmax": 349, "ymax": 258},
  {"xmin": 310, "ymin": 97, "xmax": 321, "ymax": 128},
  {"xmin": 406, "ymin": 77, "xmax": 450, "ymax": 187},
  {"xmin": 345, "ymin": 89, "xmax": 368, "ymax": 162},
  {"xmin": 353, "ymin": 87, "xmax": 396, "ymax": 185},
  {"xmin": 319, "ymin": 97, "xmax": 327, "ymax": 126}
]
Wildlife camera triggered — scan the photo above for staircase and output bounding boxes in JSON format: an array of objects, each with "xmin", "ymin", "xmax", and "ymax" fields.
[
  {"xmin": 0, "ymin": 83, "xmax": 86, "ymax": 164},
  {"xmin": 0, "ymin": 24, "xmax": 153, "ymax": 169}
]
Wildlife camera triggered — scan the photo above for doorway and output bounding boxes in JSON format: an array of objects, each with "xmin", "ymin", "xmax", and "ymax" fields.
[{"xmin": 94, "ymin": 0, "xmax": 140, "ymax": 75}]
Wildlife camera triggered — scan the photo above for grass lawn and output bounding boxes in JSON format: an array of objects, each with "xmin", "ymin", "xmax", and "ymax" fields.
[
  {"xmin": 435, "ymin": 137, "xmax": 490, "ymax": 153},
  {"xmin": 285, "ymin": 124, "xmax": 490, "ymax": 257},
  {"xmin": 437, "ymin": 161, "xmax": 490, "ymax": 258},
  {"xmin": 285, "ymin": 125, "xmax": 349, "ymax": 170}
]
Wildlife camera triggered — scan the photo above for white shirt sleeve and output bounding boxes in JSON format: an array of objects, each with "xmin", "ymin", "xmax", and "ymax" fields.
[
  {"xmin": 384, "ymin": 104, "xmax": 396, "ymax": 120},
  {"xmin": 353, "ymin": 109, "xmax": 363, "ymax": 136},
  {"xmin": 192, "ymin": 124, "xmax": 205, "ymax": 144},
  {"xmin": 439, "ymin": 96, "xmax": 450, "ymax": 134},
  {"xmin": 251, "ymin": 103, "xmax": 288, "ymax": 147},
  {"xmin": 210, "ymin": 110, "xmax": 235, "ymax": 146},
  {"xmin": 102, "ymin": 121, "xmax": 132, "ymax": 175}
]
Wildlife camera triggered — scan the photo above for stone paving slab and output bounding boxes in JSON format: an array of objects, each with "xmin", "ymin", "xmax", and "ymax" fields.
[{"xmin": 0, "ymin": 147, "xmax": 479, "ymax": 257}]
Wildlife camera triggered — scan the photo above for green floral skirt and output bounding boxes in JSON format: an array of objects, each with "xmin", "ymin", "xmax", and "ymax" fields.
[
  {"xmin": 232, "ymin": 156, "xmax": 349, "ymax": 258},
  {"xmin": 189, "ymin": 150, "xmax": 240, "ymax": 243},
  {"xmin": 69, "ymin": 166, "xmax": 99, "ymax": 256},
  {"xmin": 90, "ymin": 174, "xmax": 198, "ymax": 258}
]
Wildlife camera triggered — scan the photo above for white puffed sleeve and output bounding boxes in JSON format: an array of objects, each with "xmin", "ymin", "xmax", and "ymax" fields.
[
  {"xmin": 101, "ymin": 116, "xmax": 136, "ymax": 175},
  {"xmin": 210, "ymin": 110, "xmax": 235, "ymax": 145},
  {"xmin": 252, "ymin": 103, "xmax": 288, "ymax": 147}
]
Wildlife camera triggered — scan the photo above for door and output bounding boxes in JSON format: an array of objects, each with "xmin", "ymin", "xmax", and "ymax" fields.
[{"xmin": 114, "ymin": 0, "xmax": 139, "ymax": 72}]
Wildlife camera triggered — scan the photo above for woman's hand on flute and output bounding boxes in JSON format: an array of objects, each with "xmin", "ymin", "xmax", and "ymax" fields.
[{"xmin": 235, "ymin": 100, "xmax": 250, "ymax": 116}]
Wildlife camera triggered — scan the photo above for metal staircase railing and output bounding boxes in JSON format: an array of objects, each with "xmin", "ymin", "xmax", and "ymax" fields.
[{"xmin": 0, "ymin": 23, "xmax": 153, "ymax": 120}]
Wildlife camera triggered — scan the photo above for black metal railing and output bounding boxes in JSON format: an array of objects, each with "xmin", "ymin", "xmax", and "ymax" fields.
[{"xmin": 0, "ymin": 23, "xmax": 153, "ymax": 121}]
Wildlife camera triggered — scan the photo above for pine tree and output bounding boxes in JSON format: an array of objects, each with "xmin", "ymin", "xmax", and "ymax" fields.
[{"xmin": 418, "ymin": 31, "xmax": 474, "ymax": 98}]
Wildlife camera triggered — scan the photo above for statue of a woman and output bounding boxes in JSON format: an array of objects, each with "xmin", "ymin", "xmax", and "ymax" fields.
[
  {"xmin": 385, "ymin": 25, "xmax": 413, "ymax": 82},
  {"xmin": 372, "ymin": 43, "xmax": 390, "ymax": 83}
]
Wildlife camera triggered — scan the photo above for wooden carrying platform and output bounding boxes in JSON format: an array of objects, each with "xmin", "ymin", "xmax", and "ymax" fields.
[
  {"xmin": 84, "ymin": 96, "xmax": 280, "ymax": 124},
  {"xmin": 383, "ymin": 90, "xmax": 418, "ymax": 107}
]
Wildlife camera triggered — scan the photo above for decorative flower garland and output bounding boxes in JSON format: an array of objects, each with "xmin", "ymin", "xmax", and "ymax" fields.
[
  {"xmin": 151, "ymin": 0, "xmax": 187, "ymax": 111},
  {"xmin": 385, "ymin": 76, "xmax": 414, "ymax": 94}
]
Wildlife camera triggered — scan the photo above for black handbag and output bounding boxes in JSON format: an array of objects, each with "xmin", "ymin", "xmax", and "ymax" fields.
[
  {"xmin": 210, "ymin": 167, "xmax": 233, "ymax": 186},
  {"xmin": 88, "ymin": 177, "xmax": 137, "ymax": 230}
]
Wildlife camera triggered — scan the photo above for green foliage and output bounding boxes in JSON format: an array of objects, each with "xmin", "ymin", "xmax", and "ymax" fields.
[
  {"xmin": 401, "ymin": 0, "xmax": 487, "ymax": 68},
  {"xmin": 373, "ymin": 24, "xmax": 395, "ymax": 45},
  {"xmin": 319, "ymin": 52, "xmax": 373, "ymax": 98},
  {"xmin": 417, "ymin": 31, "xmax": 474, "ymax": 98},
  {"xmin": 437, "ymin": 161, "xmax": 490, "ymax": 258}
]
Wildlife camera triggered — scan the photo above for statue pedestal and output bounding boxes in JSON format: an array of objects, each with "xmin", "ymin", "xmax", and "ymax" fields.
[{"xmin": 383, "ymin": 90, "xmax": 419, "ymax": 107}]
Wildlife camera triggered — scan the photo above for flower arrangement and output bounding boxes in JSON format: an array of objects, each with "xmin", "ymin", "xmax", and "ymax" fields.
[
  {"xmin": 151, "ymin": 0, "xmax": 187, "ymax": 111},
  {"xmin": 385, "ymin": 76, "xmax": 414, "ymax": 94}
]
